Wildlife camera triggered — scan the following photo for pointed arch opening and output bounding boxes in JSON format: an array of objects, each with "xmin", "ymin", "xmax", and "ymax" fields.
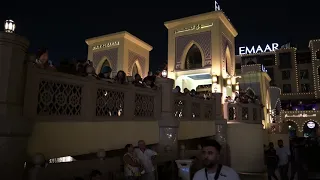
[
  {"xmin": 101, "ymin": 59, "xmax": 111, "ymax": 70},
  {"xmin": 96, "ymin": 57, "xmax": 113, "ymax": 74},
  {"xmin": 182, "ymin": 43, "xmax": 204, "ymax": 70},
  {"xmin": 225, "ymin": 46, "xmax": 232, "ymax": 75},
  {"xmin": 132, "ymin": 62, "xmax": 139, "ymax": 76},
  {"xmin": 131, "ymin": 60, "xmax": 143, "ymax": 77}
]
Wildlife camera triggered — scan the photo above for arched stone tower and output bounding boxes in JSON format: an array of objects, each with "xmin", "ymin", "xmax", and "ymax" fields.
[
  {"xmin": 86, "ymin": 31, "xmax": 153, "ymax": 78},
  {"xmin": 165, "ymin": 11, "xmax": 238, "ymax": 97}
]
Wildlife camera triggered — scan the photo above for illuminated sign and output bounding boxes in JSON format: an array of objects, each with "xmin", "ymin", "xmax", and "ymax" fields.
[
  {"xmin": 174, "ymin": 23, "xmax": 213, "ymax": 34},
  {"xmin": 215, "ymin": 1, "xmax": 221, "ymax": 11},
  {"xmin": 93, "ymin": 41, "xmax": 120, "ymax": 50},
  {"xmin": 284, "ymin": 113, "xmax": 317, "ymax": 118},
  {"xmin": 307, "ymin": 121, "xmax": 316, "ymax": 129},
  {"xmin": 239, "ymin": 43, "xmax": 279, "ymax": 55}
]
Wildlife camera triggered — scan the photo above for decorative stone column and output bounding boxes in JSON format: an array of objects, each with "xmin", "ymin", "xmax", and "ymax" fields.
[
  {"xmin": 0, "ymin": 32, "xmax": 30, "ymax": 180},
  {"xmin": 212, "ymin": 93, "xmax": 228, "ymax": 165},
  {"xmin": 156, "ymin": 78, "xmax": 179, "ymax": 155}
]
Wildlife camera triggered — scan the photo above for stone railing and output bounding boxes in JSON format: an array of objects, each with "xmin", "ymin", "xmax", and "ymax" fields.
[
  {"xmin": 23, "ymin": 64, "xmax": 161, "ymax": 122},
  {"xmin": 223, "ymin": 102, "xmax": 262, "ymax": 123},
  {"xmin": 173, "ymin": 94, "xmax": 216, "ymax": 121}
]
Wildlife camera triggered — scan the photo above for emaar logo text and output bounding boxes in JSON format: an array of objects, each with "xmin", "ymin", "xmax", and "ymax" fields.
[{"xmin": 239, "ymin": 43, "xmax": 279, "ymax": 55}]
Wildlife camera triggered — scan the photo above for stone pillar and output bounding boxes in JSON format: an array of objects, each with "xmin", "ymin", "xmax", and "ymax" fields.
[
  {"xmin": 0, "ymin": 32, "xmax": 30, "ymax": 180},
  {"xmin": 156, "ymin": 78, "xmax": 179, "ymax": 155},
  {"xmin": 213, "ymin": 93, "xmax": 228, "ymax": 165},
  {"xmin": 215, "ymin": 120, "xmax": 228, "ymax": 164}
]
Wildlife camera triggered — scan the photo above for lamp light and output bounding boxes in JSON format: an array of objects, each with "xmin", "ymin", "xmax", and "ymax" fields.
[
  {"xmin": 227, "ymin": 78, "xmax": 232, "ymax": 86},
  {"xmin": 4, "ymin": 19, "xmax": 15, "ymax": 33},
  {"xmin": 232, "ymin": 84, "xmax": 239, "ymax": 92},
  {"xmin": 161, "ymin": 70, "xmax": 167, "ymax": 78},
  {"xmin": 212, "ymin": 75, "xmax": 218, "ymax": 84}
]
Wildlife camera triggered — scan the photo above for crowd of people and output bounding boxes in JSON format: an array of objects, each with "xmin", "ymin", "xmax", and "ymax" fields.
[
  {"xmin": 172, "ymin": 86, "xmax": 215, "ymax": 100},
  {"xmin": 264, "ymin": 138, "xmax": 312, "ymax": 180},
  {"xmin": 31, "ymin": 48, "xmax": 159, "ymax": 90}
]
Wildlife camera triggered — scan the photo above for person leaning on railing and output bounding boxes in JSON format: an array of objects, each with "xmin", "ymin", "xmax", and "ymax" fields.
[{"xmin": 34, "ymin": 48, "xmax": 56, "ymax": 71}]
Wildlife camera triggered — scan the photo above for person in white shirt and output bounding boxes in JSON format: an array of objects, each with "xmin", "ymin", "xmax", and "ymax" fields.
[
  {"xmin": 193, "ymin": 140, "xmax": 240, "ymax": 180},
  {"xmin": 134, "ymin": 140, "xmax": 157, "ymax": 180},
  {"xmin": 276, "ymin": 139, "xmax": 290, "ymax": 180}
]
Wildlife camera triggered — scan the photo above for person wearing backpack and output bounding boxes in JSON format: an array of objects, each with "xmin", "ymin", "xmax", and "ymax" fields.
[{"xmin": 193, "ymin": 140, "xmax": 240, "ymax": 180}]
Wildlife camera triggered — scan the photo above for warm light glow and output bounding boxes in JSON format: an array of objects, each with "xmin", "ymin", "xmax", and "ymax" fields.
[
  {"xmin": 212, "ymin": 75, "xmax": 218, "ymax": 83},
  {"xmin": 227, "ymin": 79, "xmax": 232, "ymax": 86},
  {"xmin": 4, "ymin": 19, "xmax": 15, "ymax": 33},
  {"xmin": 235, "ymin": 84, "xmax": 239, "ymax": 91},
  {"xmin": 162, "ymin": 70, "xmax": 168, "ymax": 78}
]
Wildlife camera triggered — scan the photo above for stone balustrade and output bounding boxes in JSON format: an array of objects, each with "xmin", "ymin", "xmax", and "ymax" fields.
[
  {"xmin": 173, "ymin": 94, "xmax": 216, "ymax": 121},
  {"xmin": 23, "ymin": 64, "xmax": 221, "ymax": 159},
  {"xmin": 223, "ymin": 102, "xmax": 262, "ymax": 123},
  {"xmin": 23, "ymin": 64, "xmax": 162, "ymax": 122}
]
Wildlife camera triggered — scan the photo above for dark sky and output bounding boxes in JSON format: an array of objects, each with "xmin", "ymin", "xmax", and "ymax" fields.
[{"xmin": 0, "ymin": 0, "xmax": 318, "ymax": 71}]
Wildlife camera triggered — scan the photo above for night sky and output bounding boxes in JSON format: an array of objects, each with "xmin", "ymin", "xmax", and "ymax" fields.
[{"xmin": 0, "ymin": 0, "xmax": 318, "ymax": 71}]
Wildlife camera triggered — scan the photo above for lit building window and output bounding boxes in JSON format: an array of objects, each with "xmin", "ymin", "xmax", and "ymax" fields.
[
  {"xmin": 282, "ymin": 84, "xmax": 292, "ymax": 93},
  {"xmin": 282, "ymin": 70, "xmax": 291, "ymax": 80},
  {"xmin": 299, "ymin": 69, "xmax": 309, "ymax": 79},
  {"xmin": 300, "ymin": 83, "xmax": 310, "ymax": 92}
]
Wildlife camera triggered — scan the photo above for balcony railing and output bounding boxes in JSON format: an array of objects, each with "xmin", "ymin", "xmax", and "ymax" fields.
[
  {"xmin": 23, "ymin": 64, "xmax": 162, "ymax": 122},
  {"xmin": 173, "ymin": 94, "xmax": 216, "ymax": 121},
  {"xmin": 223, "ymin": 102, "xmax": 262, "ymax": 123}
]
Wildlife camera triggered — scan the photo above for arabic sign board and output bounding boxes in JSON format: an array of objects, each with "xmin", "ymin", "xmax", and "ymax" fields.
[
  {"xmin": 239, "ymin": 43, "xmax": 279, "ymax": 55},
  {"xmin": 174, "ymin": 23, "xmax": 213, "ymax": 34},
  {"xmin": 284, "ymin": 113, "xmax": 317, "ymax": 118},
  {"xmin": 93, "ymin": 41, "xmax": 120, "ymax": 51}
]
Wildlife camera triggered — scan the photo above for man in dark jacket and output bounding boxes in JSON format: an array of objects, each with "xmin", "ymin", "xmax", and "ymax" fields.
[{"xmin": 265, "ymin": 142, "xmax": 279, "ymax": 180}]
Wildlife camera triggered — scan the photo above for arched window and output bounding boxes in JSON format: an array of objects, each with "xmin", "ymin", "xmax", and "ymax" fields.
[
  {"xmin": 101, "ymin": 59, "xmax": 111, "ymax": 72},
  {"xmin": 185, "ymin": 44, "xmax": 202, "ymax": 70},
  {"xmin": 225, "ymin": 47, "xmax": 232, "ymax": 75},
  {"xmin": 132, "ymin": 62, "xmax": 139, "ymax": 76}
]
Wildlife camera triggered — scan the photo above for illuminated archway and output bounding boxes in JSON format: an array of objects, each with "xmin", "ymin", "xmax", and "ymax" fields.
[
  {"xmin": 131, "ymin": 60, "xmax": 143, "ymax": 77},
  {"xmin": 180, "ymin": 41, "xmax": 205, "ymax": 70},
  {"xmin": 95, "ymin": 56, "xmax": 113, "ymax": 74},
  {"xmin": 225, "ymin": 46, "xmax": 233, "ymax": 76}
]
